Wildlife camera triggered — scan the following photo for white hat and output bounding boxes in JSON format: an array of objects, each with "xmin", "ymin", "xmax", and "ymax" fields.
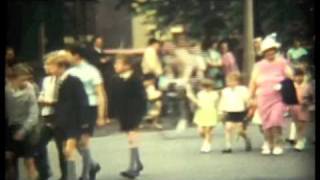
[{"xmin": 260, "ymin": 34, "xmax": 281, "ymax": 54}]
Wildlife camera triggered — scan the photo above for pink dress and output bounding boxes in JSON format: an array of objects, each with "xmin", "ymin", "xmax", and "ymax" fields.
[
  {"xmin": 222, "ymin": 52, "xmax": 239, "ymax": 76},
  {"xmin": 255, "ymin": 57, "xmax": 288, "ymax": 130},
  {"xmin": 290, "ymin": 82, "xmax": 312, "ymax": 121}
]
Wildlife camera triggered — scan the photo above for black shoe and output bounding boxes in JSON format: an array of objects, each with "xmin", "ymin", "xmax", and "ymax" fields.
[
  {"xmin": 285, "ymin": 138, "xmax": 296, "ymax": 145},
  {"xmin": 222, "ymin": 149, "xmax": 232, "ymax": 154},
  {"xmin": 89, "ymin": 163, "xmax": 101, "ymax": 180},
  {"xmin": 120, "ymin": 170, "xmax": 139, "ymax": 179},
  {"xmin": 245, "ymin": 142, "xmax": 252, "ymax": 152},
  {"xmin": 137, "ymin": 163, "xmax": 144, "ymax": 172}
]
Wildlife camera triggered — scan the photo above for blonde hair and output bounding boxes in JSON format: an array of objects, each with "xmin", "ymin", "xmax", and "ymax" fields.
[
  {"xmin": 226, "ymin": 72, "xmax": 242, "ymax": 83},
  {"xmin": 45, "ymin": 50, "xmax": 72, "ymax": 66}
]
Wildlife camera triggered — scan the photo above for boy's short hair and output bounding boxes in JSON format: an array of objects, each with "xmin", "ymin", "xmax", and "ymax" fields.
[
  {"xmin": 226, "ymin": 72, "xmax": 242, "ymax": 83},
  {"xmin": 67, "ymin": 44, "xmax": 87, "ymax": 58},
  {"xmin": 116, "ymin": 54, "xmax": 134, "ymax": 67},
  {"xmin": 8, "ymin": 63, "xmax": 32, "ymax": 79}
]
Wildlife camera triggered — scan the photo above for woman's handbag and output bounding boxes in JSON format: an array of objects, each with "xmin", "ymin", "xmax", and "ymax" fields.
[{"xmin": 280, "ymin": 78, "xmax": 299, "ymax": 105}]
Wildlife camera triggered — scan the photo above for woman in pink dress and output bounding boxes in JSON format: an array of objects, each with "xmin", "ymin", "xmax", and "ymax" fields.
[
  {"xmin": 220, "ymin": 42, "xmax": 239, "ymax": 78},
  {"xmin": 249, "ymin": 37, "xmax": 293, "ymax": 155}
]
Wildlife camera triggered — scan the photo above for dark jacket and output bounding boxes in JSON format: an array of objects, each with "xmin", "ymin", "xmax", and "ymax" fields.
[
  {"xmin": 110, "ymin": 73, "xmax": 147, "ymax": 131},
  {"xmin": 54, "ymin": 75, "xmax": 88, "ymax": 138}
]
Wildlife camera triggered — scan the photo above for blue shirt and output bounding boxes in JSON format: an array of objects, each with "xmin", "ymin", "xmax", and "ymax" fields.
[{"xmin": 67, "ymin": 60, "xmax": 103, "ymax": 106}]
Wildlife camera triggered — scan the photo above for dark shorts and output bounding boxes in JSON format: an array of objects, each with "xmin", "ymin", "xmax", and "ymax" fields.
[
  {"xmin": 80, "ymin": 106, "xmax": 97, "ymax": 135},
  {"xmin": 224, "ymin": 111, "xmax": 247, "ymax": 122},
  {"xmin": 6, "ymin": 125, "xmax": 35, "ymax": 158}
]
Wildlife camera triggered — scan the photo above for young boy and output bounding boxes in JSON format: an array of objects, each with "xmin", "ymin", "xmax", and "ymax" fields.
[
  {"xmin": 67, "ymin": 45, "xmax": 107, "ymax": 180},
  {"xmin": 219, "ymin": 72, "xmax": 252, "ymax": 153},
  {"xmin": 45, "ymin": 50, "xmax": 89, "ymax": 180},
  {"xmin": 5, "ymin": 63, "xmax": 39, "ymax": 180},
  {"xmin": 36, "ymin": 51, "xmax": 69, "ymax": 180},
  {"xmin": 110, "ymin": 54, "xmax": 147, "ymax": 179}
]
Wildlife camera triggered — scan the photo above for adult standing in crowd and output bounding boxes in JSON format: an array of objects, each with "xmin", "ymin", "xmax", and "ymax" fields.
[
  {"xmin": 249, "ymin": 36, "xmax": 293, "ymax": 155},
  {"xmin": 88, "ymin": 36, "xmax": 114, "ymax": 121},
  {"xmin": 254, "ymin": 37, "xmax": 263, "ymax": 62},
  {"xmin": 203, "ymin": 40, "xmax": 224, "ymax": 89},
  {"xmin": 5, "ymin": 47, "xmax": 18, "ymax": 77},
  {"xmin": 219, "ymin": 42, "xmax": 239, "ymax": 80},
  {"xmin": 141, "ymin": 38, "xmax": 163, "ymax": 79},
  {"xmin": 287, "ymin": 39, "xmax": 308, "ymax": 66}
]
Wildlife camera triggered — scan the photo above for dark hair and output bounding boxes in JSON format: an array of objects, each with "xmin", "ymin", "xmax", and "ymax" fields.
[
  {"xmin": 148, "ymin": 38, "xmax": 160, "ymax": 46},
  {"xmin": 294, "ymin": 67, "xmax": 305, "ymax": 76},
  {"xmin": 67, "ymin": 44, "xmax": 88, "ymax": 58},
  {"xmin": 143, "ymin": 73, "xmax": 156, "ymax": 81},
  {"xmin": 92, "ymin": 35, "xmax": 103, "ymax": 45}
]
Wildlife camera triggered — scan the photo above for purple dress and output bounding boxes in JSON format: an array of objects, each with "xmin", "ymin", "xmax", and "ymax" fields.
[{"xmin": 255, "ymin": 57, "xmax": 288, "ymax": 130}]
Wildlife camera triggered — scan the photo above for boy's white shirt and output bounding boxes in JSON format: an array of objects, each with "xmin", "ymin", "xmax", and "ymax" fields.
[
  {"xmin": 38, "ymin": 76, "xmax": 58, "ymax": 116},
  {"xmin": 219, "ymin": 85, "xmax": 250, "ymax": 112}
]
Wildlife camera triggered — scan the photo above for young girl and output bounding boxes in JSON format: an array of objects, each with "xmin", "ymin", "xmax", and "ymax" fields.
[
  {"xmin": 186, "ymin": 79, "xmax": 219, "ymax": 153},
  {"xmin": 289, "ymin": 67, "xmax": 313, "ymax": 151},
  {"xmin": 219, "ymin": 72, "xmax": 252, "ymax": 153},
  {"xmin": 110, "ymin": 54, "xmax": 147, "ymax": 179}
]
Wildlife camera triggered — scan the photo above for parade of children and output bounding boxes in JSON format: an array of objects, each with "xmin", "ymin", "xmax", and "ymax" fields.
[{"xmin": 5, "ymin": 33, "xmax": 315, "ymax": 180}]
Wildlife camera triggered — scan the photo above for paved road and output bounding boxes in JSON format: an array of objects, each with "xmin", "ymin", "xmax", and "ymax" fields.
[{"xmin": 35, "ymin": 118, "xmax": 315, "ymax": 180}]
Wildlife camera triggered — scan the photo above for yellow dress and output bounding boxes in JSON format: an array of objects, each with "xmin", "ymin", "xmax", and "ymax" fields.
[{"xmin": 193, "ymin": 90, "xmax": 219, "ymax": 127}]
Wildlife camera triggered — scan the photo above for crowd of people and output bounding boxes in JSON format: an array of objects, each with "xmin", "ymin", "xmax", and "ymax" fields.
[{"xmin": 5, "ymin": 33, "xmax": 315, "ymax": 180}]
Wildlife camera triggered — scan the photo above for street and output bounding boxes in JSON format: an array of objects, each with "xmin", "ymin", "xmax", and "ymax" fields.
[{"xmin": 33, "ymin": 118, "xmax": 316, "ymax": 180}]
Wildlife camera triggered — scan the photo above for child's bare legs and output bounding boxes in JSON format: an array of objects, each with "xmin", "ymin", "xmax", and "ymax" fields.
[
  {"xmin": 64, "ymin": 138, "xmax": 77, "ymax": 180},
  {"xmin": 287, "ymin": 121, "xmax": 297, "ymax": 144},
  {"xmin": 201, "ymin": 127, "xmax": 213, "ymax": 153},
  {"xmin": 205, "ymin": 127, "xmax": 213, "ymax": 145},
  {"xmin": 294, "ymin": 121, "xmax": 308, "ymax": 151},
  {"xmin": 198, "ymin": 127, "xmax": 205, "ymax": 138},
  {"xmin": 238, "ymin": 123, "xmax": 252, "ymax": 151},
  {"xmin": 24, "ymin": 158, "xmax": 38, "ymax": 180},
  {"xmin": 223, "ymin": 122, "xmax": 235, "ymax": 153},
  {"xmin": 5, "ymin": 152, "xmax": 18, "ymax": 180},
  {"xmin": 262, "ymin": 128, "xmax": 273, "ymax": 155},
  {"xmin": 121, "ymin": 130, "xmax": 143, "ymax": 178}
]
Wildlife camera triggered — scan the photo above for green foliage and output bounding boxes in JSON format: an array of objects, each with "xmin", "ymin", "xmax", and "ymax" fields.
[{"xmin": 116, "ymin": 0, "xmax": 314, "ymax": 46}]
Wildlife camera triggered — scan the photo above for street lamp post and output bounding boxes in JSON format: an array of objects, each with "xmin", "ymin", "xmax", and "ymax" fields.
[{"xmin": 243, "ymin": 0, "xmax": 255, "ymax": 84}]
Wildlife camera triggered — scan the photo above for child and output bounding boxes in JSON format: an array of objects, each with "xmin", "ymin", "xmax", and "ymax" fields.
[
  {"xmin": 36, "ymin": 52, "xmax": 68, "ymax": 180},
  {"xmin": 186, "ymin": 79, "xmax": 219, "ymax": 153},
  {"xmin": 219, "ymin": 72, "xmax": 252, "ymax": 153},
  {"xmin": 110, "ymin": 54, "xmax": 147, "ymax": 179},
  {"xmin": 5, "ymin": 64, "xmax": 39, "ymax": 180},
  {"xmin": 289, "ymin": 67, "xmax": 313, "ymax": 151},
  {"xmin": 45, "ymin": 50, "xmax": 89, "ymax": 180},
  {"xmin": 142, "ymin": 74, "xmax": 163, "ymax": 129}
]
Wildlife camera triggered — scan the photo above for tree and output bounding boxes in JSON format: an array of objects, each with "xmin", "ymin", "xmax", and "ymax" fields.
[{"xmin": 116, "ymin": 0, "xmax": 314, "ymax": 47}]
